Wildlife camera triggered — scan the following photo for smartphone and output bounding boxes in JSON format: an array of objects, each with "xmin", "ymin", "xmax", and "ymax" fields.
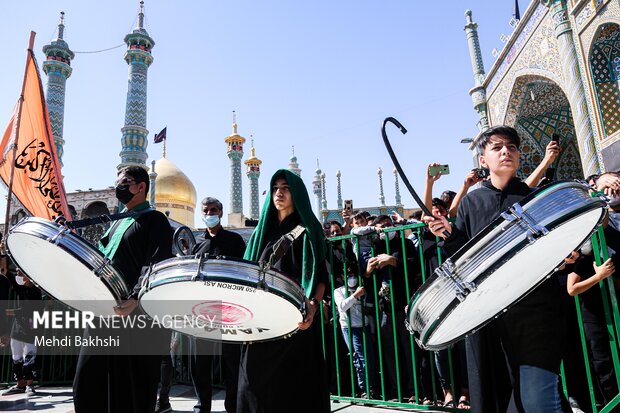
[
  {"xmin": 344, "ymin": 199, "xmax": 353, "ymax": 211},
  {"xmin": 429, "ymin": 164, "xmax": 450, "ymax": 177},
  {"xmin": 473, "ymin": 167, "xmax": 489, "ymax": 179},
  {"xmin": 544, "ymin": 134, "xmax": 561, "ymax": 182}
]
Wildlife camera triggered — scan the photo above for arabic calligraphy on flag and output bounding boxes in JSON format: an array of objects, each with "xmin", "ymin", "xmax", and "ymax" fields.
[{"xmin": 0, "ymin": 50, "xmax": 71, "ymax": 221}]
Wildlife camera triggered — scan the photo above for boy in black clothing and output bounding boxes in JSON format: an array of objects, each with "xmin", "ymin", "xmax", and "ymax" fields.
[{"xmin": 426, "ymin": 126, "xmax": 569, "ymax": 413}]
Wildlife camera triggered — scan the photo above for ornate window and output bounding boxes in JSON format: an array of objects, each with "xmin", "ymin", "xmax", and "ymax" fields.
[
  {"xmin": 590, "ymin": 23, "xmax": 620, "ymax": 138},
  {"xmin": 80, "ymin": 201, "xmax": 110, "ymax": 246}
]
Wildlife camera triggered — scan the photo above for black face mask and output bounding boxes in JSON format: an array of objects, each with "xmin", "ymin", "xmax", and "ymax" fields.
[{"xmin": 115, "ymin": 185, "xmax": 135, "ymax": 205}]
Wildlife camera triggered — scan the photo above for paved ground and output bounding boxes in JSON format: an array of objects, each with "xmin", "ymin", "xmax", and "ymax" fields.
[{"xmin": 0, "ymin": 384, "xmax": 446, "ymax": 412}]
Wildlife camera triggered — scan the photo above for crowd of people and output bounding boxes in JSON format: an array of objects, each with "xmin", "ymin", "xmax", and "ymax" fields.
[
  {"xmin": 0, "ymin": 126, "xmax": 619, "ymax": 413},
  {"xmin": 322, "ymin": 126, "xmax": 620, "ymax": 412}
]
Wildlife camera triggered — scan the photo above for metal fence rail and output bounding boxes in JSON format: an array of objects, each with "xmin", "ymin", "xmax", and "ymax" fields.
[{"xmin": 324, "ymin": 222, "xmax": 620, "ymax": 412}]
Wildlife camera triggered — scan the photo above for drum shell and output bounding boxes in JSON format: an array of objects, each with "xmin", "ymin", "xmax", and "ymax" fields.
[
  {"xmin": 407, "ymin": 181, "xmax": 607, "ymax": 350},
  {"xmin": 139, "ymin": 256, "xmax": 306, "ymax": 343},
  {"xmin": 6, "ymin": 217, "xmax": 130, "ymax": 316}
]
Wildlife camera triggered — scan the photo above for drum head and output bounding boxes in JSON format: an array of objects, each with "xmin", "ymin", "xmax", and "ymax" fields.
[
  {"xmin": 141, "ymin": 282, "xmax": 303, "ymax": 342},
  {"xmin": 8, "ymin": 223, "xmax": 123, "ymax": 316},
  {"xmin": 410, "ymin": 184, "xmax": 606, "ymax": 350},
  {"xmin": 139, "ymin": 257, "xmax": 305, "ymax": 343}
]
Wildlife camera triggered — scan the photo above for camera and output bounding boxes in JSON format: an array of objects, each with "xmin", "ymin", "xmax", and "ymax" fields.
[{"xmin": 473, "ymin": 167, "xmax": 490, "ymax": 179}]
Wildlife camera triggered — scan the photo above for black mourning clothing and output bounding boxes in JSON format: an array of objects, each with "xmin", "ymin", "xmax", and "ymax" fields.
[
  {"xmin": 73, "ymin": 209, "xmax": 173, "ymax": 413},
  {"xmin": 237, "ymin": 212, "xmax": 330, "ymax": 413},
  {"xmin": 190, "ymin": 228, "xmax": 245, "ymax": 413},
  {"xmin": 444, "ymin": 178, "xmax": 566, "ymax": 413}
]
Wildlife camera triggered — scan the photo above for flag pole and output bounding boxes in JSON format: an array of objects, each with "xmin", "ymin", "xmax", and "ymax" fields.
[{"xmin": 3, "ymin": 31, "xmax": 36, "ymax": 239}]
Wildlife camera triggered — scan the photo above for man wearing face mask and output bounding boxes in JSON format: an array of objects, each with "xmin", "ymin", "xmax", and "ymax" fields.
[
  {"xmin": 189, "ymin": 197, "xmax": 245, "ymax": 413},
  {"xmin": 73, "ymin": 166, "xmax": 173, "ymax": 413},
  {"xmin": 333, "ymin": 275, "xmax": 376, "ymax": 398}
]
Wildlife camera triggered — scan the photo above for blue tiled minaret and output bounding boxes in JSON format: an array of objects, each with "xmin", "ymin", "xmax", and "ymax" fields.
[
  {"xmin": 394, "ymin": 167, "xmax": 402, "ymax": 206},
  {"xmin": 42, "ymin": 12, "xmax": 74, "ymax": 167},
  {"xmin": 226, "ymin": 111, "xmax": 245, "ymax": 214},
  {"xmin": 377, "ymin": 167, "xmax": 386, "ymax": 206},
  {"xmin": 321, "ymin": 172, "xmax": 327, "ymax": 211},
  {"xmin": 288, "ymin": 146, "xmax": 302, "ymax": 176},
  {"xmin": 312, "ymin": 161, "xmax": 322, "ymax": 218},
  {"xmin": 464, "ymin": 10, "xmax": 489, "ymax": 134},
  {"xmin": 336, "ymin": 170, "xmax": 343, "ymax": 210},
  {"xmin": 118, "ymin": 1, "xmax": 155, "ymax": 170},
  {"xmin": 244, "ymin": 139, "xmax": 262, "ymax": 219}
]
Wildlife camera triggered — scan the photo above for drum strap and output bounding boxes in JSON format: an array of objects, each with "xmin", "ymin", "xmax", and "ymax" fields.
[
  {"xmin": 64, "ymin": 208, "xmax": 155, "ymax": 229},
  {"xmin": 265, "ymin": 225, "xmax": 306, "ymax": 268}
]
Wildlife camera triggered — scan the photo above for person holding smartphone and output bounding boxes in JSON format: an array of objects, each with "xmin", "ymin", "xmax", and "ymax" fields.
[
  {"xmin": 423, "ymin": 163, "xmax": 448, "ymax": 213},
  {"xmin": 524, "ymin": 137, "xmax": 560, "ymax": 187}
]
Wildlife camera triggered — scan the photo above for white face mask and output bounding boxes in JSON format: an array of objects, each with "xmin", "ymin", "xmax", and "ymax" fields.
[
  {"xmin": 347, "ymin": 277, "xmax": 358, "ymax": 288},
  {"xmin": 203, "ymin": 215, "xmax": 220, "ymax": 229},
  {"xmin": 580, "ymin": 240, "xmax": 593, "ymax": 256},
  {"xmin": 379, "ymin": 231, "xmax": 396, "ymax": 241}
]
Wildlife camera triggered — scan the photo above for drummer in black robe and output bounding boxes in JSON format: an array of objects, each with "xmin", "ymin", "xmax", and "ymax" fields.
[
  {"xmin": 238, "ymin": 169, "xmax": 330, "ymax": 413},
  {"xmin": 73, "ymin": 166, "xmax": 173, "ymax": 413},
  {"xmin": 425, "ymin": 126, "xmax": 570, "ymax": 413}
]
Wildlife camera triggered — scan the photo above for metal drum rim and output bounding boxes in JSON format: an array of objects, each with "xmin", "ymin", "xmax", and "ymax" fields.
[
  {"xmin": 6, "ymin": 217, "xmax": 130, "ymax": 305},
  {"xmin": 142, "ymin": 256, "xmax": 305, "ymax": 304},
  {"xmin": 138, "ymin": 257, "xmax": 306, "ymax": 342},
  {"xmin": 415, "ymin": 206, "xmax": 605, "ymax": 350},
  {"xmin": 408, "ymin": 181, "xmax": 605, "ymax": 350}
]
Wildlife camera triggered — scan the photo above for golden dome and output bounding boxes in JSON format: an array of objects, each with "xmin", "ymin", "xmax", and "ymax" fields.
[{"xmin": 151, "ymin": 157, "xmax": 197, "ymax": 227}]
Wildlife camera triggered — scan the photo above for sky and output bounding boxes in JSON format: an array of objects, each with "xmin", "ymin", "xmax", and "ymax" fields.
[{"xmin": 0, "ymin": 0, "xmax": 526, "ymax": 227}]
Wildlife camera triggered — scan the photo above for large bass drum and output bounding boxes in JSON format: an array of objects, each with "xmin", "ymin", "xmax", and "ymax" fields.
[
  {"xmin": 6, "ymin": 217, "xmax": 130, "ymax": 316},
  {"xmin": 139, "ymin": 256, "xmax": 306, "ymax": 343},
  {"xmin": 407, "ymin": 181, "xmax": 607, "ymax": 350}
]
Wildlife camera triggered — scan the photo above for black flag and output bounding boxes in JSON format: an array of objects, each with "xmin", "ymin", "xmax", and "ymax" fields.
[{"xmin": 154, "ymin": 126, "xmax": 167, "ymax": 143}]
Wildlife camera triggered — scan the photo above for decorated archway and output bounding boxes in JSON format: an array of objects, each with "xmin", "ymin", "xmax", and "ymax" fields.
[
  {"xmin": 504, "ymin": 75, "xmax": 584, "ymax": 180},
  {"xmin": 590, "ymin": 22, "xmax": 620, "ymax": 139}
]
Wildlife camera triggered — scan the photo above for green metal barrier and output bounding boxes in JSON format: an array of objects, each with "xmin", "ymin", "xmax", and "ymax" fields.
[
  {"xmin": 326, "ymin": 222, "xmax": 620, "ymax": 412},
  {"xmin": 2, "ymin": 220, "xmax": 620, "ymax": 413}
]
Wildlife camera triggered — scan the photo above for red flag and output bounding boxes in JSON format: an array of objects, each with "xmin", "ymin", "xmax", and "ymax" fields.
[
  {"xmin": 154, "ymin": 126, "xmax": 167, "ymax": 143},
  {"xmin": 0, "ymin": 42, "xmax": 71, "ymax": 221}
]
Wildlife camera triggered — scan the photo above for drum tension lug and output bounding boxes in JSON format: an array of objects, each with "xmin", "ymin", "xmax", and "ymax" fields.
[
  {"xmin": 140, "ymin": 263, "xmax": 155, "ymax": 291},
  {"xmin": 257, "ymin": 262, "xmax": 270, "ymax": 292},
  {"xmin": 501, "ymin": 203, "xmax": 549, "ymax": 241},
  {"xmin": 193, "ymin": 253, "xmax": 208, "ymax": 282},
  {"xmin": 140, "ymin": 266, "xmax": 152, "ymax": 291},
  {"xmin": 435, "ymin": 259, "xmax": 476, "ymax": 302},
  {"xmin": 93, "ymin": 257, "xmax": 111, "ymax": 277}
]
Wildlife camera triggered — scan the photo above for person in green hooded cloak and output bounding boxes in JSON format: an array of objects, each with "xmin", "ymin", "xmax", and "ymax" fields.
[{"xmin": 237, "ymin": 169, "xmax": 330, "ymax": 413}]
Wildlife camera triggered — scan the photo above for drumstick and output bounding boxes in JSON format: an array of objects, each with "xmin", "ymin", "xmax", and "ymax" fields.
[{"xmin": 382, "ymin": 117, "xmax": 451, "ymax": 238}]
